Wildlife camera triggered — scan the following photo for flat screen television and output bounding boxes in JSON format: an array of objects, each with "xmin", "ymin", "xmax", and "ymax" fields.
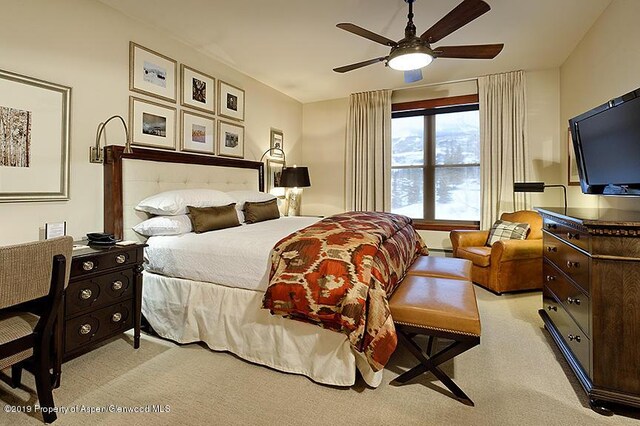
[{"xmin": 569, "ymin": 87, "xmax": 640, "ymax": 195}]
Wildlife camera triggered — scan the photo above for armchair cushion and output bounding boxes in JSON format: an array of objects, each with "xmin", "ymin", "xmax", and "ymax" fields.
[
  {"xmin": 486, "ymin": 220, "xmax": 530, "ymax": 246},
  {"xmin": 456, "ymin": 246, "xmax": 492, "ymax": 267}
]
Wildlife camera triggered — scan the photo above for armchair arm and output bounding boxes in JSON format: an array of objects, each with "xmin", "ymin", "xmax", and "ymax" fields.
[
  {"xmin": 450, "ymin": 230, "xmax": 489, "ymax": 253},
  {"xmin": 491, "ymin": 238, "xmax": 542, "ymax": 263}
]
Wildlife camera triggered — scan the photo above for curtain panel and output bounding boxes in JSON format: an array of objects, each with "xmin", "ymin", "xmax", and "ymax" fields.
[
  {"xmin": 478, "ymin": 70, "xmax": 530, "ymax": 228},
  {"xmin": 345, "ymin": 89, "xmax": 392, "ymax": 211}
]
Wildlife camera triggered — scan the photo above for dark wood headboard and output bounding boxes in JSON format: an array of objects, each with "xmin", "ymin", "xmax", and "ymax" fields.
[{"xmin": 103, "ymin": 145, "xmax": 264, "ymax": 239}]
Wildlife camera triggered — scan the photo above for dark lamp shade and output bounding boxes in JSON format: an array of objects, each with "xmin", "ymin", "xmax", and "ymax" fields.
[
  {"xmin": 513, "ymin": 182, "xmax": 545, "ymax": 193},
  {"xmin": 280, "ymin": 167, "xmax": 311, "ymax": 188}
]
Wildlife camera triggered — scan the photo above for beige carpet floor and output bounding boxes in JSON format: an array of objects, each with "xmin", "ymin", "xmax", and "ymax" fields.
[{"xmin": 1, "ymin": 287, "xmax": 639, "ymax": 426}]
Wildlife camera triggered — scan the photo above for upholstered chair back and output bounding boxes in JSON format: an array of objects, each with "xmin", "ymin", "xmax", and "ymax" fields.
[{"xmin": 500, "ymin": 210, "xmax": 543, "ymax": 240}]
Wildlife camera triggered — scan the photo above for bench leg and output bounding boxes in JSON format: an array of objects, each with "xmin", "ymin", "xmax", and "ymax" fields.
[{"xmin": 393, "ymin": 329, "xmax": 479, "ymax": 406}]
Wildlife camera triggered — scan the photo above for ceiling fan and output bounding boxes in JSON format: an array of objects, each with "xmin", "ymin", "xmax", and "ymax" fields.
[{"xmin": 333, "ymin": 0, "xmax": 504, "ymax": 82}]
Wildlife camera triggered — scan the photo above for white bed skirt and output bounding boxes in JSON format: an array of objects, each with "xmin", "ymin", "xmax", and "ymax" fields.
[{"xmin": 141, "ymin": 271, "xmax": 382, "ymax": 387}]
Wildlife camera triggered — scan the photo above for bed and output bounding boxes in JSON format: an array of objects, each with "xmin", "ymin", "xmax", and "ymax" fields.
[{"xmin": 103, "ymin": 146, "xmax": 382, "ymax": 386}]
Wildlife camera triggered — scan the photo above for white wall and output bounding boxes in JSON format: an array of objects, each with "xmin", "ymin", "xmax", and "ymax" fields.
[
  {"xmin": 560, "ymin": 0, "xmax": 640, "ymax": 211},
  {"xmin": 0, "ymin": 0, "xmax": 302, "ymax": 245},
  {"xmin": 302, "ymin": 70, "xmax": 562, "ymax": 249}
]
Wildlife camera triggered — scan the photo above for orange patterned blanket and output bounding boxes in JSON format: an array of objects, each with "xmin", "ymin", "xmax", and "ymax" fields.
[{"xmin": 262, "ymin": 211, "xmax": 428, "ymax": 371}]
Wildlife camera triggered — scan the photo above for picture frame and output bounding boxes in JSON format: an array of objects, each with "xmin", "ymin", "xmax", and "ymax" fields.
[
  {"xmin": 270, "ymin": 128, "xmax": 284, "ymax": 158},
  {"xmin": 129, "ymin": 96, "xmax": 177, "ymax": 150},
  {"xmin": 180, "ymin": 64, "xmax": 215, "ymax": 114},
  {"xmin": 45, "ymin": 221, "xmax": 67, "ymax": 239},
  {"xmin": 568, "ymin": 126, "xmax": 580, "ymax": 186},
  {"xmin": 181, "ymin": 110, "xmax": 215, "ymax": 155},
  {"xmin": 217, "ymin": 120, "xmax": 244, "ymax": 158},
  {"xmin": 218, "ymin": 80, "xmax": 245, "ymax": 121},
  {"xmin": 267, "ymin": 158, "xmax": 286, "ymax": 196},
  {"xmin": 129, "ymin": 42, "xmax": 177, "ymax": 102},
  {"xmin": 0, "ymin": 68, "xmax": 70, "ymax": 202}
]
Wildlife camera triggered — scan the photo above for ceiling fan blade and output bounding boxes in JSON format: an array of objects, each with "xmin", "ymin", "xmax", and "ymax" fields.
[
  {"xmin": 333, "ymin": 57, "xmax": 388, "ymax": 73},
  {"xmin": 434, "ymin": 44, "xmax": 504, "ymax": 59},
  {"xmin": 420, "ymin": 0, "xmax": 491, "ymax": 43},
  {"xmin": 404, "ymin": 69, "xmax": 423, "ymax": 83},
  {"xmin": 337, "ymin": 23, "xmax": 397, "ymax": 47}
]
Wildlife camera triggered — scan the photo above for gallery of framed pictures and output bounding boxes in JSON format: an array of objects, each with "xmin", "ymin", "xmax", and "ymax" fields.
[
  {"xmin": 218, "ymin": 80, "xmax": 245, "ymax": 122},
  {"xmin": 217, "ymin": 121, "xmax": 244, "ymax": 158},
  {"xmin": 0, "ymin": 69, "xmax": 70, "ymax": 202},
  {"xmin": 130, "ymin": 42, "xmax": 177, "ymax": 102},
  {"xmin": 129, "ymin": 96, "xmax": 177, "ymax": 150},
  {"xmin": 181, "ymin": 111, "xmax": 215, "ymax": 155}
]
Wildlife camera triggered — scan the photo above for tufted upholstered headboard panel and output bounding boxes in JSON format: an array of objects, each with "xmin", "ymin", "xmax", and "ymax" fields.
[{"xmin": 103, "ymin": 146, "xmax": 264, "ymax": 241}]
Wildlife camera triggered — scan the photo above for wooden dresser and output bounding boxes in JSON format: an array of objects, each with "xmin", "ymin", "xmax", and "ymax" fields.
[
  {"xmin": 55, "ymin": 242, "xmax": 145, "ymax": 382},
  {"xmin": 537, "ymin": 207, "xmax": 640, "ymax": 414}
]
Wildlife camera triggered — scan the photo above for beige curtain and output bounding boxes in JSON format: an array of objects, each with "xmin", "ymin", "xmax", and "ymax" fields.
[
  {"xmin": 478, "ymin": 70, "xmax": 530, "ymax": 228},
  {"xmin": 345, "ymin": 89, "xmax": 392, "ymax": 211}
]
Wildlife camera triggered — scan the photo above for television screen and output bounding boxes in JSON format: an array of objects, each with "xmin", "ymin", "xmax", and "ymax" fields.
[{"xmin": 570, "ymin": 88, "xmax": 640, "ymax": 195}]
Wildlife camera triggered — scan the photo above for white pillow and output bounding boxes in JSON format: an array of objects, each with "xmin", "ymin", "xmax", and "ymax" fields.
[
  {"xmin": 136, "ymin": 189, "xmax": 236, "ymax": 216},
  {"xmin": 133, "ymin": 215, "xmax": 193, "ymax": 236},
  {"xmin": 227, "ymin": 190, "xmax": 276, "ymax": 211}
]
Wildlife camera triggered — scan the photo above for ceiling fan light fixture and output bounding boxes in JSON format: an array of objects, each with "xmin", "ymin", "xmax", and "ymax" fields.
[{"xmin": 387, "ymin": 51, "xmax": 433, "ymax": 71}]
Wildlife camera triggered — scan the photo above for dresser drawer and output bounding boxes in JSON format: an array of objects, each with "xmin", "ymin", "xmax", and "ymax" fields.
[
  {"xmin": 543, "ymin": 233, "xmax": 590, "ymax": 293},
  {"xmin": 70, "ymin": 248, "xmax": 137, "ymax": 277},
  {"xmin": 543, "ymin": 217, "xmax": 590, "ymax": 252},
  {"xmin": 64, "ymin": 301, "xmax": 134, "ymax": 354},
  {"xmin": 543, "ymin": 288, "xmax": 591, "ymax": 375},
  {"xmin": 543, "ymin": 261, "xmax": 590, "ymax": 335},
  {"xmin": 65, "ymin": 269, "xmax": 134, "ymax": 316}
]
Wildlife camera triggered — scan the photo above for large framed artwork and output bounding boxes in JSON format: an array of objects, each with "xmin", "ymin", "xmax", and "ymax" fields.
[
  {"xmin": 129, "ymin": 96, "xmax": 176, "ymax": 150},
  {"xmin": 567, "ymin": 127, "xmax": 580, "ymax": 186},
  {"xmin": 129, "ymin": 42, "xmax": 177, "ymax": 102},
  {"xmin": 267, "ymin": 158, "xmax": 285, "ymax": 197},
  {"xmin": 217, "ymin": 120, "xmax": 244, "ymax": 158},
  {"xmin": 181, "ymin": 110, "xmax": 215, "ymax": 155},
  {"xmin": 180, "ymin": 65, "xmax": 215, "ymax": 114},
  {"xmin": 0, "ymin": 69, "xmax": 70, "ymax": 202},
  {"xmin": 218, "ymin": 80, "xmax": 245, "ymax": 121}
]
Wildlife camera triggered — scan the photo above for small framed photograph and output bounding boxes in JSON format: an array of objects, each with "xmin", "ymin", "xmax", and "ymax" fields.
[
  {"xmin": 180, "ymin": 64, "xmax": 215, "ymax": 114},
  {"xmin": 270, "ymin": 129, "xmax": 284, "ymax": 158},
  {"xmin": 218, "ymin": 80, "xmax": 245, "ymax": 121},
  {"xmin": 181, "ymin": 111, "xmax": 215, "ymax": 155},
  {"xmin": 129, "ymin": 96, "xmax": 176, "ymax": 150},
  {"xmin": 568, "ymin": 127, "xmax": 580, "ymax": 186},
  {"xmin": 45, "ymin": 221, "xmax": 66, "ymax": 239},
  {"xmin": 217, "ymin": 120, "xmax": 244, "ymax": 158},
  {"xmin": 129, "ymin": 42, "xmax": 177, "ymax": 102},
  {"xmin": 267, "ymin": 158, "xmax": 285, "ymax": 195}
]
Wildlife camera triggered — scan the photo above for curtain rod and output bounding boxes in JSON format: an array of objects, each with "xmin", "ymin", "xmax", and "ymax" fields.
[{"xmin": 392, "ymin": 76, "xmax": 478, "ymax": 92}]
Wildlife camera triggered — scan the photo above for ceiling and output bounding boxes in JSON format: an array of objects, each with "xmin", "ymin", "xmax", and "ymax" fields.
[{"xmin": 99, "ymin": 0, "xmax": 611, "ymax": 103}]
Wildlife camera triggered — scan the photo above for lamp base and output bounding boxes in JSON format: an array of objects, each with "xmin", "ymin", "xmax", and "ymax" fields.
[{"xmin": 286, "ymin": 188, "xmax": 303, "ymax": 216}]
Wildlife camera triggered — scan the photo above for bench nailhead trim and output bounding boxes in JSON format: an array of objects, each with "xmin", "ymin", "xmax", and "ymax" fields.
[{"xmin": 394, "ymin": 320, "xmax": 480, "ymax": 337}]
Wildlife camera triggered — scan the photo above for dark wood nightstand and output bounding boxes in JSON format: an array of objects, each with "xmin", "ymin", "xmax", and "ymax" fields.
[{"xmin": 54, "ymin": 241, "xmax": 145, "ymax": 385}]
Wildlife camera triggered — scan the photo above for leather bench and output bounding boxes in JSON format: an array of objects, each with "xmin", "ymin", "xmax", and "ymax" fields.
[
  {"xmin": 406, "ymin": 255, "xmax": 472, "ymax": 281},
  {"xmin": 389, "ymin": 275, "xmax": 481, "ymax": 405}
]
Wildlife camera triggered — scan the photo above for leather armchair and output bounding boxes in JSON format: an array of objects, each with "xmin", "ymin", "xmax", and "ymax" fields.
[{"xmin": 450, "ymin": 210, "xmax": 543, "ymax": 294}]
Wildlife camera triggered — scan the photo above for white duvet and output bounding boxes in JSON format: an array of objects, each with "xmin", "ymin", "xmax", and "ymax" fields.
[{"xmin": 143, "ymin": 216, "xmax": 320, "ymax": 291}]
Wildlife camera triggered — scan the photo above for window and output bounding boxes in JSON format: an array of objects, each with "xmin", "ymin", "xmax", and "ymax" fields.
[{"xmin": 391, "ymin": 101, "xmax": 480, "ymax": 228}]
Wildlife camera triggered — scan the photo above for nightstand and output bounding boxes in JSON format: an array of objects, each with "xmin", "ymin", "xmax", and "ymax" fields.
[{"xmin": 54, "ymin": 241, "xmax": 145, "ymax": 385}]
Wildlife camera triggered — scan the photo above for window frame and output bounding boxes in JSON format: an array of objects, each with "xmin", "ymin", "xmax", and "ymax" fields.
[{"xmin": 391, "ymin": 95, "xmax": 480, "ymax": 231}]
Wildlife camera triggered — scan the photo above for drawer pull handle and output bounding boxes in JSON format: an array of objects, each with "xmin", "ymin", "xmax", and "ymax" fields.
[
  {"xmin": 82, "ymin": 261, "xmax": 95, "ymax": 271},
  {"xmin": 546, "ymin": 246, "xmax": 557, "ymax": 253},
  {"xmin": 566, "ymin": 261, "xmax": 580, "ymax": 269},
  {"xmin": 80, "ymin": 289, "xmax": 92, "ymax": 300},
  {"xmin": 567, "ymin": 297, "xmax": 581, "ymax": 305},
  {"xmin": 546, "ymin": 275, "xmax": 556, "ymax": 282},
  {"xmin": 568, "ymin": 334, "xmax": 581, "ymax": 343},
  {"xmin": 115, "ymin": 254, "xmax": 127, "ymax": 264},
  {"xmin": 547, "ymin": 305, "xmax": 557, "ymax": 312},
  {"xmin": 112, "ymin": 280, "xmax": 123, "ymax": 291},
  {"xmin": 112, "ymin": 312, "xmax": 122, "ymax": 323},
  {"xmin": 79, "ymin": 324, "xmax": 92, "ymax": 335},
  {"xmin": 546, "ymin": 223, "xmax": 557, "ymax": 230},
  {"xmin": 567, "ymin": 232, "xmax": 580, "ymax": 240}
]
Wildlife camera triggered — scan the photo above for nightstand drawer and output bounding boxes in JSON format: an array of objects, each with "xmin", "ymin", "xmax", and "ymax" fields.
[
  {"xmin": 70, "ymin": 248, "xmax": 137, "ymax": 277},
  {"xmin": 65, "ymin": 269, "xmax": 134, "ymax": 316},
  {"xmin": 543, "ymin": 233, "xmax": 590, "ymax": 293},
  {"xmin": 543, "ymin": 261, "xmax": 590, "ymax": 336},
  {"xmin": 64, "ymin": 301, "xmax": 133, "ymax": 354}
]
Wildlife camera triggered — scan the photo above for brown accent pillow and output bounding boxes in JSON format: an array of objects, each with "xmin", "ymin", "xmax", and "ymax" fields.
[
  {"xmin": 244, "ymin": 199, "xmax": 280, "ymax": 224},
  {"xmin": 187, "ymin": 204, "xmax": 240, "ymax": 233}
]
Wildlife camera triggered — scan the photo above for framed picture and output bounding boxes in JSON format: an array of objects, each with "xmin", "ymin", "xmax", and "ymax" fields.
[
  {"xmin": 568, "ymin": 127, "xmax": 580, "ymax": 186},
  {"xmin": 180, "ymin": 64, "xmax": 215, "ymax": 114},
  {"xmin": 267, "ymin": 158, "xmax": 286, "ymax": 196},
  {"xmin": 218, "ymin": 80, "xmax": 245, "ymax": 121},
  {"xmin": 181, "ymin": 110, "xmax": 215, "ymax": 155},
  {"xmin": 0, "ymin": 69, "xmax": 70, "ymax": 202},
  {"xmin": 129, "ymin": 96, "xmax": 176, "ymax": 150},
  {"xmin": 217, "ymin": 120, "xmax": 244, "ymax": 158},
  {"xmin": 129, "ymin": 42, "xmax": 177, "ymax": 102},
  {"xmin": 270, "ymin": 128, "xmax": 284, "ymax": 157}
]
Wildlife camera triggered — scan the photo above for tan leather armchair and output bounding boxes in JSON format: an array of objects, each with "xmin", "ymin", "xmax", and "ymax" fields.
[{"xmin": 450, "ymin": 210, "xmax": 543, "ymax": 294}]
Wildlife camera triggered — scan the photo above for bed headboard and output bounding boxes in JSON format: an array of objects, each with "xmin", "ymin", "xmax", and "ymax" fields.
[{"xmin": 104, "ymin": 145, "xmax": 264, "ymax": 241}]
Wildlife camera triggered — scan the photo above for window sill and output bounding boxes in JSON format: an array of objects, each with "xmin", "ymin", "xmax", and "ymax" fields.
[{"xmin": 412, "ymin": 220, "xmax": 480, "ymax": 232}]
